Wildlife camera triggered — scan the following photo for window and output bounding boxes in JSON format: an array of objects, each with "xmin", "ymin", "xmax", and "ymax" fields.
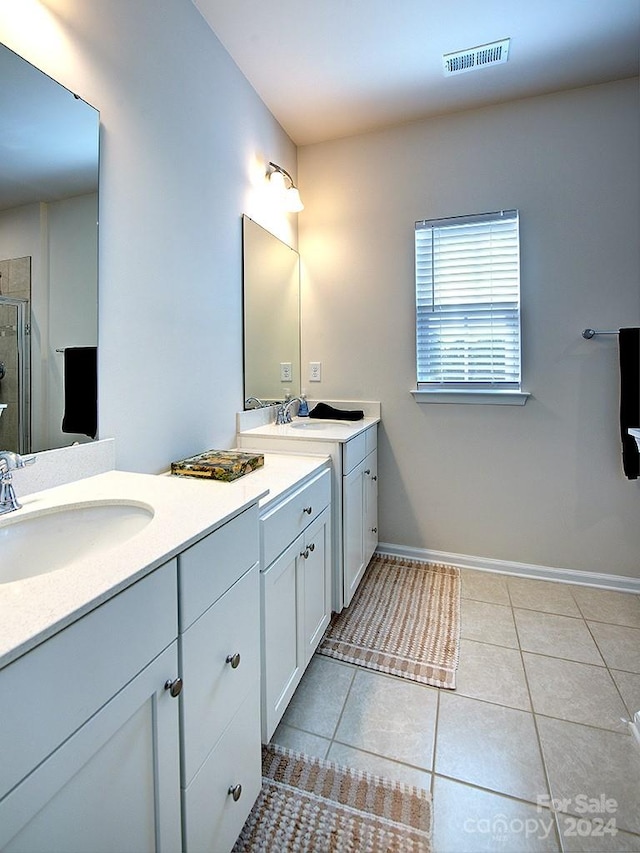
[{"xmin": 414, "ymin": 209, "xmax": 527, "ymax": 404}]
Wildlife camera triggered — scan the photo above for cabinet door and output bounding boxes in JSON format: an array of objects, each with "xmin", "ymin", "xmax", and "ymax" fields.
[
  {"xmin": 0, "ymin": 643, "xmax": 182, "ymax": 853},
  {"xmin": 301, "ymin": 506, "xmax": 332, "ymax": 662},
  {"xmin": 363, "ymin": 447, "xmax": 378, "ymax": 566},
  {"xmin": 261, "ymin": 536, "xmax": 304, "ymax": 742},
  {"xmin": 343, "ymin": 460, "xmax": 366, "ymax": 608}
]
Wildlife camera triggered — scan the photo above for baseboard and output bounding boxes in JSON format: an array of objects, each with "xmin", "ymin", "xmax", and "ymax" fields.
[{"xmin": 376, "ymin": 542, "xmax": 640, "ymax": 594}]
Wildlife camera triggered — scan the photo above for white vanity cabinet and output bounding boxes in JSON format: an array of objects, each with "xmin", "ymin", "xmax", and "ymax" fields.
[
  {"xmin": 260, "ymin": 467, "xmax": 332, "ymax": 742},
  {"xmin": 178, "ymin": 505, "xmax": 262, "ymax": 853},
  {"xmin": 237, "ymin": 416, "xmax": 379, "ymax": 613},
  {"xmin": 343, "ymin": 427, "xmax": 378, "ymax": 607},
  {"xmin": 0, "ymin": 561, "xmax": 182, "ymax": 853}
]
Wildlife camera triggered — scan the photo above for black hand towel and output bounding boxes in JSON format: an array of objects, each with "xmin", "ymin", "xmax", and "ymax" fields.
[
  {"xmin": 619, "ymin": 328, "xmax": 639, "ymax": 480},
  {"xmin": 309, "ymin": 402, "xmax": 364, "ymax": 421},
  {"xmin": 61, "ymin": 346, "xmax": 97, "ymax": 439}
]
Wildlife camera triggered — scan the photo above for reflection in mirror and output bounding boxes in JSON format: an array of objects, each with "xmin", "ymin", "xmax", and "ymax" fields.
[
  {"xmin": 242, "ymin": 216, "xmax": 300, "ymax": 406},
  {"xmin": 0, "ymin": 43, "xmax": 99, "ymax": 453}
]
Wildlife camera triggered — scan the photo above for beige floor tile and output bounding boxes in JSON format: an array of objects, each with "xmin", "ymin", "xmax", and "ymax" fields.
[
  {"xmin": 326, "ymin": 742, "xmax": 432, "ymax": 790},
  {"xmin": 461, "ymin": 568, "xmax": 511, "ymax": 605},
  {"xmin": 587, "ymin": 622, "xmax": 640, "ymax": 674},
  {"xmin": 334, "ymin": 669, "xmax": 438, "ymax": 770},
  {"xmin": 611, "ymin": 670, "xmax": 640, "ymax": 717},
  {"xmin": 435, "ymin": 692, "xmax": 548, "ymax": 803},
  {"xmin": 456, "ymin": 639, "xmax": 531, "ymax": 710},
  {"xmin": 269, "ymin": 723, "xmax": 330, "ymax": 759},
  {"xmin": 523, "ymin": 654, "xmax": 628, "ymax": 731},
  {"xmin": 432, "ymin": 777, "xmax": 560, "ymax": 852},
  {"xmin": 279, "ymin": 655, "xmax": 355, "ymax": 738},
  {"xmin": 537, "ymin": 716, "xmax": 640, "ymax": 835},
  {"xmin": 507, "ymin": 577, "xmax": 581, "ymax": 617},
  {"xmin": 462, "ymin": 599, "xmax": 519, "ymax": 648},
  {"xmin": 571, "ymin": 587, "xmax": 640, "ymax": 629},
  {"xmin": 557, "ymin": 815, "xmax": 640, "ymax": 852},
  {"xmin": 514, "ymin": 610, "xmax": 603, "ymax": 665}
]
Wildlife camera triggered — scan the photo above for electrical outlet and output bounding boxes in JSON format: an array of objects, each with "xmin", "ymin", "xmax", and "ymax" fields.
[
  {"xmin": 280, "ymin": 362, "xmax": 292, "ymax": 382},
  {"xmin": 309, "ymin": 362, "xmax": 322, "ymax": 382}
]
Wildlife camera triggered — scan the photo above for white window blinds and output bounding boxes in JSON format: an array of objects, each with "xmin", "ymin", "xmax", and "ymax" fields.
[{"xmin": 415, "ymin": 210, "xmax": 521, "ymax": 389}]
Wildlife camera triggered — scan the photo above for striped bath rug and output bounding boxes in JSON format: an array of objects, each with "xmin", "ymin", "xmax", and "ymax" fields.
[
  {"xmin": 318, "ymin": 554, "xmax": 460, "ymax": 689},
  {"xmin": 233, "ymin": 743, "xmax": 432, "ymax": 852}
]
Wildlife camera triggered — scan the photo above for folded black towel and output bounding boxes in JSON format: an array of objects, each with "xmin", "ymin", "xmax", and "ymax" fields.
[
  {"xmin": 61, "ymin": 346, "xmax": 97, "ymax": 439},
  {"xmin": 619, "ymin": 328, "xmax": 639, "ymax": 479},
  {"xmin": 309, "ymin": 402, "xmax": 364, "ymax": 421}
]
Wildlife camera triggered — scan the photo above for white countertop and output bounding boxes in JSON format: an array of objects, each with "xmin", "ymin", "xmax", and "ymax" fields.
[
  {"xmin": 0, "ymin": 469, "xmax": 269, "ymax": 669},
  {"xmin": 239, "ymin": 415, "xmax": 379, "ymax": 443},
  {"xmin": 0, "ymin": 452, "xmax": 332, "ymax": 670}
]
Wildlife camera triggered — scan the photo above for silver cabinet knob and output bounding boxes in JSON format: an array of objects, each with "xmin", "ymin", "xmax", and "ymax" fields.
[
  {"xmin": 228, "ymin": 784, "xmax": 242, "ymax": 802},
  {"xmin": 308, "ymin": 542, "xmax": 315, "ymax": 552},
  {"xmin": 372, "ymin": 475, "xmax": 378, "ymax": 481},
  {"xmin": 300, "ymin": 548, "xmax": 310, "ymax": 559},
  {"xmin": 364, "ymin": 469, "xmax": 370, "ymax": 475},
  {"xmin": 164, "ymin": 677, "xmax": 183, "ymax": 698},
  {"xmin": 226, "ymin": 652, "xmax": 241, "ymax": 669},
  {"xmin": 303, "ymin": 505, "xmax": 313, "ymax": 514},
  {"xmin": 371, "ymin": 527, "xmax": 378, "ymax": 533}
]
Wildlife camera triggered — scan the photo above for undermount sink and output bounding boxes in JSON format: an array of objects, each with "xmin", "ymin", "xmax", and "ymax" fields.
[{"xmin": 0, "ymin": 501, "xmax": 154, "ymax": 585}]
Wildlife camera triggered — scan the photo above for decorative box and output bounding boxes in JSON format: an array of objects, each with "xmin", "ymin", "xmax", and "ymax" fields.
[{"xmin": 171, "ymin": 449, "xmax": 264, "ymax": 482}]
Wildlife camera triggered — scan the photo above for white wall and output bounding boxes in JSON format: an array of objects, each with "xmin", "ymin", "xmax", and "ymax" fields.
[
  {"xmin": 0, "ymin": 0, "xmax": 297, "ymax": 472},
  {"xmin": 299, "ymin": 79, "xmax": 640, "ymax": 579}
]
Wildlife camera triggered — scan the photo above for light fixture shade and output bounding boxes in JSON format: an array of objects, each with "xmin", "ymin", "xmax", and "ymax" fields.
[
  {"xmin": 285, "ymin": 187, "xmax": 304, "ymax": 212},
  {"xmin": 267, "ymin": 161, "xmax": 304, "ymax": 213},
  {"xmin": 268, "ymin": 169, "xmax": 287, "ymax": 193}
]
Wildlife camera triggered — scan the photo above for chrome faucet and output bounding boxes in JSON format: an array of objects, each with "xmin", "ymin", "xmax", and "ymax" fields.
[
  {"xmin": 244, "ymin": 396, "xmax": 266, "ymax": 409},
  {"xmin": 0, "ymin": 451, "xmax": 36, "ymax": 515},
  {"xmin": 276, "ymin": 396, "xmax": 303, "ymax": 425}
]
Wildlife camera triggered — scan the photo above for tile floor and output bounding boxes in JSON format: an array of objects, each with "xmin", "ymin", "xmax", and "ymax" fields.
[{"xmin": 270, "ymin": 569, "xmax": 640, "ymax": 852}]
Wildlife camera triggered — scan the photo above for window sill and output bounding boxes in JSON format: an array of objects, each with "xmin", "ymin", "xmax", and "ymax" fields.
[{"xmin": 411, "ymin": 389, "xmax": 530, "ymax": 406}]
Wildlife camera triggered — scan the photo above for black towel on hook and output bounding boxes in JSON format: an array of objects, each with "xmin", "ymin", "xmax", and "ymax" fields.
[
  {"xmin": 619, "ymin": 328, "xmax": 640, "ymax": 479},
  {"xmin": 61, "ymin": 346, "xmax": 97, "ymax": 439}
]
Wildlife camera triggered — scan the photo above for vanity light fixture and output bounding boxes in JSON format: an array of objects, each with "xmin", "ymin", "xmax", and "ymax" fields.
[{"xmin": 267, "ymin": 161, "xmax": 304, "ymax": 212}]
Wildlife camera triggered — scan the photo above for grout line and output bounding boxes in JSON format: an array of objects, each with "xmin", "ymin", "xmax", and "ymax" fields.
[{"xmin": 509, "ymin": 585, "xmax": 564, "ymax": 851}]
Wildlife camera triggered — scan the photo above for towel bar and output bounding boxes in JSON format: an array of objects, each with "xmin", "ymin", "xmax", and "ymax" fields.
[{"xmin": 582, "ymin": 328, "xmax": 619, "ymax": 339}]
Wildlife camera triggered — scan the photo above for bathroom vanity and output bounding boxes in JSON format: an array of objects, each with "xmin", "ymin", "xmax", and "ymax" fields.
[
  {"xmin": 0, "ymin": 470, "xmax": 268, "ymax": 853},
  {"xmin": 237, "ymin": 402, "xmax": 380, "ymax": 612},
  {"xmin": 0, "ymin": 450, "xmax": 339, "ymax": 852}
]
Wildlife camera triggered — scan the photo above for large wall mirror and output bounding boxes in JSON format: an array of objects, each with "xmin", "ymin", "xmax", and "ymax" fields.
[
  {"xmin": 242, "ymin": 215, "xmax": 301, "ymax": 406},
  {"xmin": 0, "ymin": 43, "xmax": 99, "ymax": 454}
]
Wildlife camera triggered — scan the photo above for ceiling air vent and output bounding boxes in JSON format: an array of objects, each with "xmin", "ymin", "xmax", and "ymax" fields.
[{"xmin": 443, "ymin": 39, "xmax": 510, "ymax": 76}]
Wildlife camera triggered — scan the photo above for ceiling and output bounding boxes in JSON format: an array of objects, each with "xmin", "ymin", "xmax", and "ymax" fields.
[{"xmin": 193, "ymin": 0, "xmax": 640, "ymax": 146}]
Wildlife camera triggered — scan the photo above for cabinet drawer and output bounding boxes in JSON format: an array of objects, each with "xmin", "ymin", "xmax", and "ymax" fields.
[
  {"xmin": 365, "ymin": 424, "xmax": 377, "ymax": 455},
  {"xmin": 179, "ymin": 505, "xmax": 259, "ymax": 631},
  {"xmin": 261, "ymin": 468, "xmax": 330, "ymax": 568},
  {"xmin": 342, "ymin": 432, "xmax": 366, "ymax": 474},
  {"xmin": 0, "ymin": 560, "xmax": 178, "ymax": 800},
  {"xmin": 182, "ymin": 691, "xmax": 262, "ymax": 853},
  {"xmin": 180, "ymin": 564, "xmax": 260, "ymax": 786}
]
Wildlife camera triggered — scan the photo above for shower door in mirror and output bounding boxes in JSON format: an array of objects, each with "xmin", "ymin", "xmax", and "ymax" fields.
[{"xmin": 0, "ymin": 259, "xmax": 30, "ymax": 453}]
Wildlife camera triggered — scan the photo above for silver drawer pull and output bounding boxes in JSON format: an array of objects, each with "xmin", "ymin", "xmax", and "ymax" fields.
[
  {"xmin": 228, "ymin": 784, "xmax": 242, "ymax": 802},
  {"xmin": 300, "ymin": 548, "xmax": 310, "ymax": 559},
  {"xmin": 226, "ymin": 652, "xmax": 241, "ymax": 669},
  {"xmin": 308, "ymin": 542, "xmax": 315, "ymax": 552},
  {"xmin": 372, "ymin": 475, "xmax": 378, "ymax": 481},
  {"xmin": 364, "ymin": 469, "xmax": 371, "ymax": 475},
  {"xmin": 303, "ymin": 505, "xmax": 313, "ymax": 514},
  {"xmin": 372, "ymin": 527, "xmax": 378, "ymax": 533},
  {"xmin": 164, "ymin": 677, "xmax": 183, "ymax": 698}
]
